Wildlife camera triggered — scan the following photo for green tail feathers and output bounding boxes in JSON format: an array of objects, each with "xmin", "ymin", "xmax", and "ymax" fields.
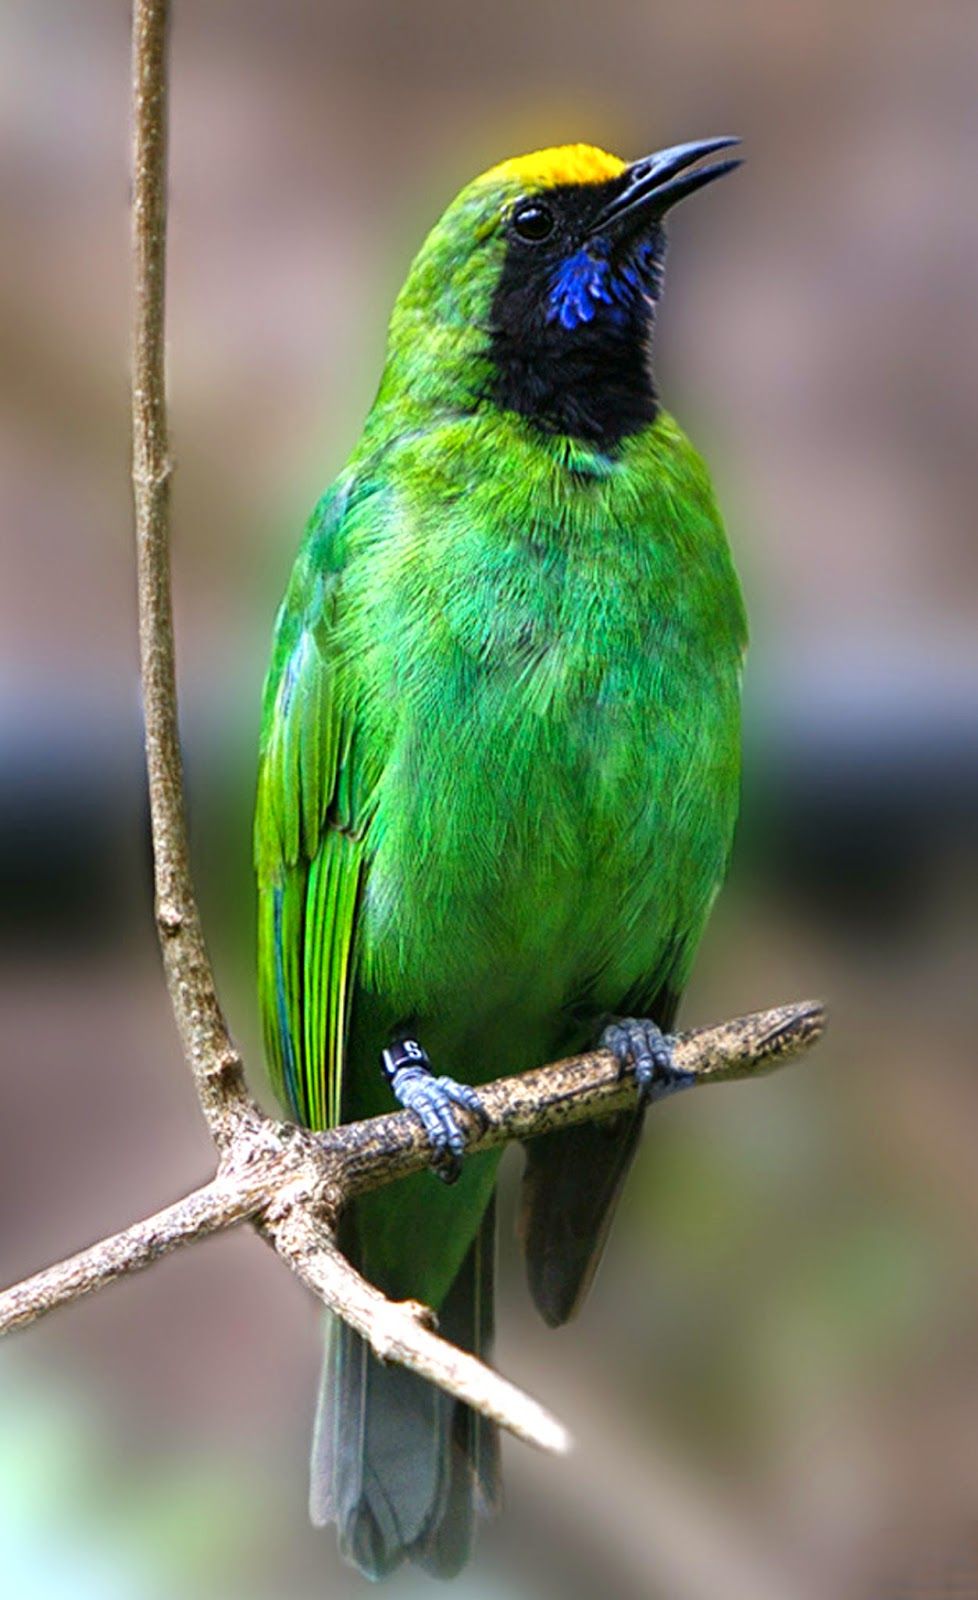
[{"xmin": 311, "ymin": 1204, "xmax": 499, "ymax": 1580}]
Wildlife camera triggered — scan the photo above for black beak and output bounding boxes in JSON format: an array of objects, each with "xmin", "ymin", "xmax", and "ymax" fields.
[{"xmin": 590, "ymin": 137, "xmax": 742, "ymax": 238}]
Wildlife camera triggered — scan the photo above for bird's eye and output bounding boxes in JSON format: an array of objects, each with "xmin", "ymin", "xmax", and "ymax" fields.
[{"xmin": 512, "ymin": 202, "xmax": 555, "ymax": 242}]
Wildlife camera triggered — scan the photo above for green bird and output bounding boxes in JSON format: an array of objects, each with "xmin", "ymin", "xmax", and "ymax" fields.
[{"xmin": 254, "ymin": 137, "xmax": 747, "ymax": 1578}]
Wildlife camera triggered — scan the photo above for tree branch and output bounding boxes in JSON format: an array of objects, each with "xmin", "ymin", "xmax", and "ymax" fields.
[
  {"xmin": 0, "ymin": 1175, "xmax": 266, "ymax": 1337},
  {"xmin": 263, "ymin": 1200, "xmax": 573, "ymax": 1454},
  {"xmin": 131, "ymin": 0, "xmax": 251, "ymax": 1145},
  {"xmin": 327, "ymin": 999, "xmax": 825, "ymax": 1195},
  {"xmin": 0, "ymin": 999, "xmax": 823, "ymax": 1412},
  {"xmin": 0, "ymin": 0, "xmax": 826, "ymax": 1468}
]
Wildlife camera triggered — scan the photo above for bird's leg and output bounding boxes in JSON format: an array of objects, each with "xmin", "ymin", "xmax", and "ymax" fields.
[
  {"xmin": 599, "ymin": 1016, "xmax": 695, "ymax": 1105},
  {"xmin": 380, "ymin": 1036, "xmax": 488, "ymax": 1185}
]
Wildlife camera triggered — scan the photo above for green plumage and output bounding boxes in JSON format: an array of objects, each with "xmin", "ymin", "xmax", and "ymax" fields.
[{"xmin": 255, "ymin": 140, "xmax": 747, "ymax": 1578}]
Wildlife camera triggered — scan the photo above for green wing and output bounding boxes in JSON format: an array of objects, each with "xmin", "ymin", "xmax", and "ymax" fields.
[{"xmin": 254, "ymin": 479, "xmax": 368, "ymax": 1130}]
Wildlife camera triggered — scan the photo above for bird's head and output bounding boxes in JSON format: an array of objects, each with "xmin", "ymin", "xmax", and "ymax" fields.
[{"xmin": 381, "ymin": 139, "xmax": 741, "ymax": 449}]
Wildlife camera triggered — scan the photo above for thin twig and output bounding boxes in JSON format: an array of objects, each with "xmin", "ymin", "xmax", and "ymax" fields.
[
  {"xmin": 0, "ymin": 0, "xmax": 827, "ymax": 1465},
  {"xmin": 132, "ymin": 0, "xmax": 251, "ymax": 1144},
  {"xmin": 265, "ymin": 1204, "xmax": 572, "ymax": 1453},
  {"xmin": 329, "ymin": 1000, "xmax": 826, "ymax": 1197},
  {"xmin": 0, "ymin": 1000, "xmax": 823, "ymax": 1359},
  {"xmin": 0, "ymin": 1176, "xmax": 264, "ymax": 1336}
]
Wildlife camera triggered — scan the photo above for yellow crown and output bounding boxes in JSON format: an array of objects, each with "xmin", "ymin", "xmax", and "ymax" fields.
[{"xmin": 478, "ymin": 144, "xmax": 626, "ymax": 192}]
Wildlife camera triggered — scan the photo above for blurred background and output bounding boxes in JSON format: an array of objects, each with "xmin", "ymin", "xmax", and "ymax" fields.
[{"xmin": 2, "ymin": 2, "xmax": 978, "ymax": 1595}]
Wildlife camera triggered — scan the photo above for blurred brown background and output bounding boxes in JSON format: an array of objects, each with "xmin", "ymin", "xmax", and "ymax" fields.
[{"xmin": 2, "ymin": 2, "xmax": 978, "ymax": 1596}]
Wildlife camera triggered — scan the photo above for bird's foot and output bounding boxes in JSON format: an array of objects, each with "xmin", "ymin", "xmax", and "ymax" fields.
[
  {"xmin": 600, "ymin": 1016, "xmax": 694, "ymax": 1105},
  {"xmin": 381, "ymin": 1038, "xmax": 487, "ymax": 1185}
]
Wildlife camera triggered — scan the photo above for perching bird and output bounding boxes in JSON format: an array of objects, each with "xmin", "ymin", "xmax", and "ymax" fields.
[{"xmin": 254, "ymin": 138, "xmax": 747, "ymax": 1579}]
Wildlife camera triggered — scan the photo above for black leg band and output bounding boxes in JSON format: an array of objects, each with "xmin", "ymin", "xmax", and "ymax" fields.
[{"xmin": 381, "ymin": 1037, "xmax": 431, "ymax": 1088}]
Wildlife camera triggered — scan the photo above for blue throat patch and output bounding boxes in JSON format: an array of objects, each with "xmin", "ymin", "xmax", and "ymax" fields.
[{"xmin": 547, "ymin": 238, "xmax": 663, "ymax": 332}]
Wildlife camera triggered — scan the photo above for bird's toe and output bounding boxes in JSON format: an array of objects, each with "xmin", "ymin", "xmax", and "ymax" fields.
[{"xmin": 599, "ymin": 1016, "xmax": 693, "ymax": 1103}]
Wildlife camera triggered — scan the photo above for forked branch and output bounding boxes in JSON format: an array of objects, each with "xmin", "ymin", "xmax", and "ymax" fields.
[
  {"xmin": 0, "ymin": 0, "xmax": 825, "ymax": 1464},
  {"xmin": 0, "ymin": 998, "xmax": 824, "ymax": 1454}
]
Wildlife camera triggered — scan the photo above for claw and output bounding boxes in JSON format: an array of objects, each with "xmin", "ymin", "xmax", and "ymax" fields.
[
  {"xmin": 381, "ymin": 1039, "xmax": 486, "ymax": 1184},
  {"xmin": 435, "ymin": 1076, "xmax": 490, "ymax": 1132},
  {"xmin": 599, "ymin": 1016, "xmax": 694, "ymax": 1104}
]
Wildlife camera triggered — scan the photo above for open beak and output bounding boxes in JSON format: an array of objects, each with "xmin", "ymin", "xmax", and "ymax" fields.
[{"xmin": 590, "ymin": 137, "xmax": 742, "ymax": 238}]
